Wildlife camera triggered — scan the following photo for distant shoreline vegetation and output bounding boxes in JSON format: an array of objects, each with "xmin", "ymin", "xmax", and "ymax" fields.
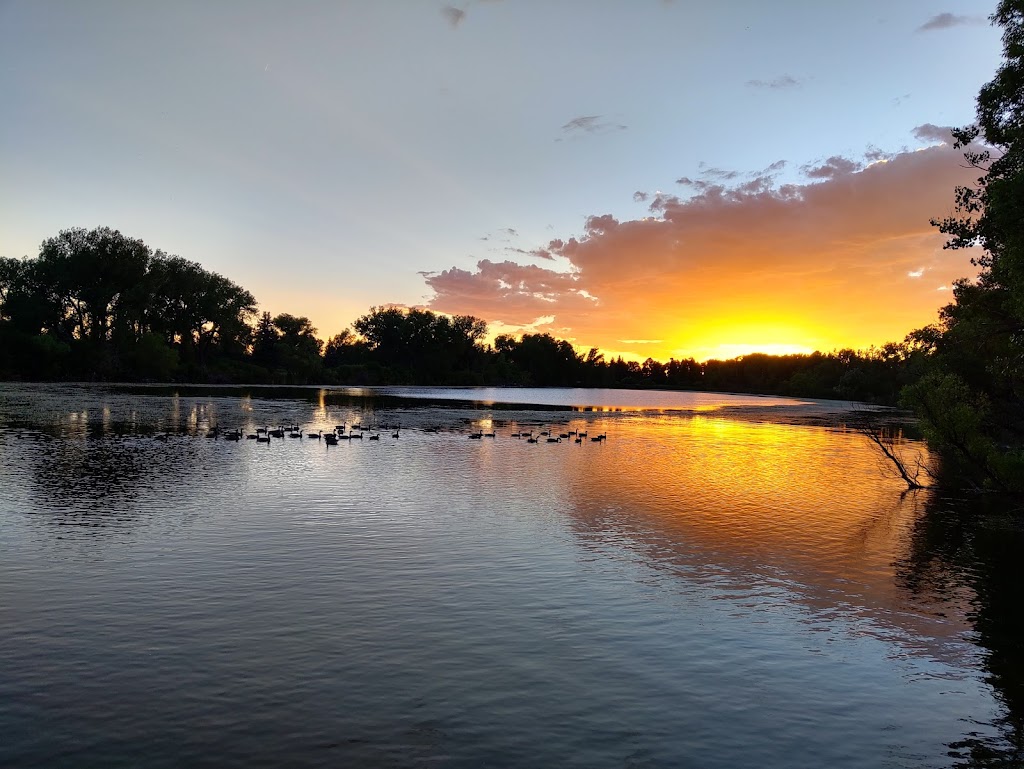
[{"xmin": 0, "ymin": 229, "xmax": 916, "ymax": 404}]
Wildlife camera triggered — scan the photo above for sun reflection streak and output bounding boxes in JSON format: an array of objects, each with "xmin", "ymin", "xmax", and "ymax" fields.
[{"xmin": 560, "ymin": 413, "xmax": 965, "ymax": 659}]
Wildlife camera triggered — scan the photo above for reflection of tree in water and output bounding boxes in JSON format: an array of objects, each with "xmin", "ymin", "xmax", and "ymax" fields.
[
  {"xmin": 894, "ymin": 494, "xmax": 1024, "ymax": 767},
  {"xmin": 29, "ymin": 434, "xmax": 149, "ymax": 526},
  {"xmin": 21, "ymin": 422, "xmax": 239, "ymax": 533}
]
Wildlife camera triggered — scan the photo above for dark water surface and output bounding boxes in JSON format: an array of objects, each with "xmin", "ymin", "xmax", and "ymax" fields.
[{"xmin": 1, "ymin": 383, "xmax": 1021, "ymax": 768}]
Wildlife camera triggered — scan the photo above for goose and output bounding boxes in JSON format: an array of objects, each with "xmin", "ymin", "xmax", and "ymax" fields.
[
  {"xmin": 307, "ymin": 430, "xmax": 322, "ymax": 440},
  {"xmin": 269, "ymin": 427, "xmax": 285, "ymax": 438},
  {"xmin": 350, "ymin": 432, "xmax": 363, "ymax": 440},
  {"xmin": 392, "ymin": 428, "xmax": 401, "ymax": 438},
  {"xmin": 256, "ymin": 434, "xmax": 271, "ymax": 443},
  {"xmin": 368, "ymin": 433, "xmax": 380, "ymax": 441},
  {"xmin": 224, "ymin": 429, "xmax": 243, "ymax": 441},
  {"xmin": 526, "ymin": 435, "xmax": 539, "ymax": 443},
  {"xmin": 546, "ymin": 436, "xmax": 561, "ymax": 443},
  {"xmin": 324, "ymin": 433, "xmax": 338, "ymax": 446},
  {"xmin": 468, "ymin": 432, "xmax": 483, "ymax": 439},
  {"xmin": 483, "ymin": 432, "xmax": 496, "ymax": 438},
  {"xmin": 246, "ymin": 433, "xmax": 258, "ymax": 440}
]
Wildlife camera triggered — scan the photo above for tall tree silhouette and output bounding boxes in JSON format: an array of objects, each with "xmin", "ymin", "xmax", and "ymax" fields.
[{"xmin": 905, "ymin": 0, "xmax": 1024, "ymax": 490}]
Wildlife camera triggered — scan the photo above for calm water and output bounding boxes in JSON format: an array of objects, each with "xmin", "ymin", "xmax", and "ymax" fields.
[{"xmin": 1, "ymin": 383, "xmax": 1021, "ymax": 768}]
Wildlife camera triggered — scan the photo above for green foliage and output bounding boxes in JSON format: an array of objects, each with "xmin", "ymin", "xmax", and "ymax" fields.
[
  {"xmin": 904, "ymin": 1, "xmax": 1024, "ymax": 492},
  {"xmin": 270, "ymin": 313, "xmax": 324, "ymax": 381},
  {"xmin": 1, "ymin": 227, "xmax": 256, "ymax": 381},
  {"xmin": 123, "ymin": 333, "xmax": 179, "ymax": 382},
  {"xmin": 494, "ymin": 333, "xmax": 582, "ymax": 386},
  {"xmin": 354, "ymin": 306, "xmax": 487, "ymax": 383},
  {"xmin": 36, "ymin": 226, "xmax": 152, "ymax": 342},
  {"xmin": 146, "ymin": 252, "xmax": 256, "ymax": 362},
  {"xmin": 901, "ymin": 373, "xmax": 997, "ymax": 487},
  {"xmin": 323, "ymin": 329, "xmax": 369, "ymax": 368}
]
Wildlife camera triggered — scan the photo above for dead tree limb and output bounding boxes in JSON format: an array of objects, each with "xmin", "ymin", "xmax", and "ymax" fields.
[{"xmin": 857, "ymin": 426, "xmax": 933, "ymax": 490}]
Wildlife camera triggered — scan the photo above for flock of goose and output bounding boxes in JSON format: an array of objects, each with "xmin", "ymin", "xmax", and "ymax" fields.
[
  {"xmin": 467, "ymin": 428, "xmax": 607, "ymax": 444},
  {"xmin": 199, "ymin": 423, "xmax": 609, "ymax": 446}
]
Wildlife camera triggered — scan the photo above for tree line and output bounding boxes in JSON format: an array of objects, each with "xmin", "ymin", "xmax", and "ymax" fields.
[{"xmin": 0, "ymin": 233, "xmax": 926, "ymax": 403}]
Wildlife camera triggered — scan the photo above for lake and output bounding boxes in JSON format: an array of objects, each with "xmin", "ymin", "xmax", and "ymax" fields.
[{"xmin": 1, "ymin": 383, "xmax": 1021, "ymax": 768}]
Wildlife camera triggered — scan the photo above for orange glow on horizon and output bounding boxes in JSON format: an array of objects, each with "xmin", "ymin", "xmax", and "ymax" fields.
[{"xmin": 419, "ymin": 139, "xmax": 981, "ymax": 367}]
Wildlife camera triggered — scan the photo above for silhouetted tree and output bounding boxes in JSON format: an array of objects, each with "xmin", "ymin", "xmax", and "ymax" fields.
[
  {"xmin": 495, "ymin": 333, "xmax": 583, "ymax": 386},
  {"xmin": 353, "ymin": 306, "xmax": 488, "ymax": 382},
  {"xmin": 903, "ymin": 0, "xmax": 1024, "ymax": 491},
  {"xmin": 271, "ymin": 313, "xmax": 323, "ymax": 379},
  {"xmin": 36, "ymin": 227, "xmax": 151, "ymax": 343},
  {"xmin": 146, "ymin": 253, "xmax": 256, "ymax": 367}
]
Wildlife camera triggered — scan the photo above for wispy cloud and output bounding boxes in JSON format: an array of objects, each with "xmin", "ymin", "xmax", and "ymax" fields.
[
  {"xmin": 803, "ymin": 156, "xmax": 862, "ymax": 180},
  {"xmin": 506, "ymin": 246, "xmax": 557, "ymax": 261},
  {"xmin": 560, "ymin": 115, "xmax": 628, "ymax": 137},
  {"xmin": 442, "ymin": 1, "xmax": 505, "ymax": 29},
  {"xmin": 746, "ymin": 74, "xmax": 801, "ymax": 90},
  {"xmin": 912, "ymin": 123, "xmax": 954, "ymax": 145},
  {"xmin": 675, "ymin": 160, "xmax": 785, "ymax": 194},
  {"xmin": 917, "ymin": 12, "xmax": 984, "ymax": 32},
  {"xmin": 441, "ymin": 5, "xmax": 466, "ymax": 28},
  {"xmin": 865, "ymin": 145, "xmax": 895, "ymax": 163},
  {"xmin": 699, "ymin": 164, "xmax": 740, "ymax": 181}
]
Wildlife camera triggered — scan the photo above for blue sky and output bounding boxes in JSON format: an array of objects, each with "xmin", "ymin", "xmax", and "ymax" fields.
[{"xmin": 0, "ymin": 1, "xmax": 1004, "ymax": 359}]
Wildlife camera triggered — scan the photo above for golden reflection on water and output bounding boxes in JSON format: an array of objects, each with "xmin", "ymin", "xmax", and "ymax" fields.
[
  {"xmin": 564, "ymin": 414, "xmax": 968, "ymax": 653},
  {"xmin": 315, "ymin": 389, "xmax": 328, "ymax": 422}
]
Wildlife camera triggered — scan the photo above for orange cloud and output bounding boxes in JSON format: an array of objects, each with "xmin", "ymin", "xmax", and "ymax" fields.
[{"xmin": 425, "ymin": 131, "xmax": 981, "ymax": 361}]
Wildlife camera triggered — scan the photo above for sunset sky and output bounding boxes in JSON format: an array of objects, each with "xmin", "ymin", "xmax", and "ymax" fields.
[{"xmin": 0, "ymin": 1, "xmax": 1003, "ymax": 361}]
